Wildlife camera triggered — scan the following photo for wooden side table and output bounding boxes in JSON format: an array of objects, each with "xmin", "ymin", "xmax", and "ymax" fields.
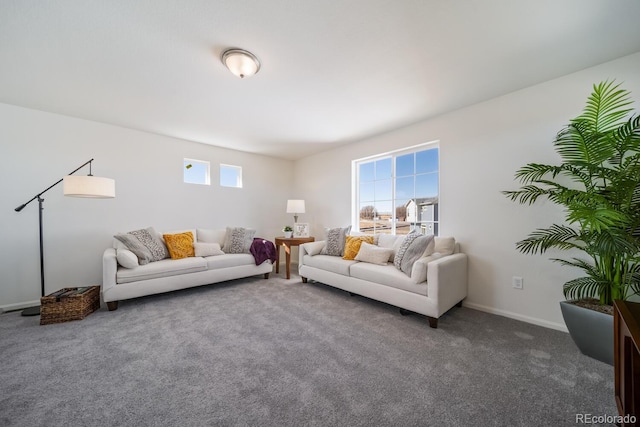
[
  {"xmin": 614, "ymin": 300, "xmax": 640, "ymax": 424},
  {"xmin": 275, "ymin": 236, "xmax": 315, "ymax": 279}
]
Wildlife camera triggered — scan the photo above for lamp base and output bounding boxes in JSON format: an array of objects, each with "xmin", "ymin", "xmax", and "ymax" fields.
[{"xmin": 21, "ymin": 306, "xmax": 41, "ymax": 316}]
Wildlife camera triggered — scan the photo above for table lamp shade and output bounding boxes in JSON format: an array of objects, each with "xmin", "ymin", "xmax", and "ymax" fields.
[
  {"xmin": 63, "ymin": 175, "xmax": 116, "ymax": 198},
  {"xmin": 286, "ymin": 199, "xmax": 305, "ymax": 214}
]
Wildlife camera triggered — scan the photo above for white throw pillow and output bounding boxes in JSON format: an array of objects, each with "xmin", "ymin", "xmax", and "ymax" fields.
[
  {"xmin": 116, "ymin": 248, "xmax": 139, "ymax": 269},
  {"xmin": 355, "ymin": 242, "xmax": 392, "ymax": 265},
  {"xmin": 303, "ymin": 241, "xmax": 326, "ymax": 256},
  {"xmin": 194, "ymin": 242, "xmax": 225, "ymax": 257}
]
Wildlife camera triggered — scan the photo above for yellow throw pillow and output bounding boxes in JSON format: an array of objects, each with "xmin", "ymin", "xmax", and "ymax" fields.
[
  {"xmin": 163, "ymin": 232, "xmax": 195, "ymax": 259},
  {"xmin": 343, "ymin": 235, "xmax": 374, "ymax": 260}
]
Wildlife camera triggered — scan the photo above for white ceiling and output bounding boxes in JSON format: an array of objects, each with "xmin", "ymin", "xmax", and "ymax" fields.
[{"xmin": 1, "ymin": 1, "xmax": 640, "ymax": 160}]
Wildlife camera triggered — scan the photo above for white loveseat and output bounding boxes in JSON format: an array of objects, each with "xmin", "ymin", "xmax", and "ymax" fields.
[
  {"xmin": 102, "ymin": 227, "xmax": 273, "ymax": 310},
  {"xmin": 298, "ymin": 234, "xmax": 467, "ymax": 328}
]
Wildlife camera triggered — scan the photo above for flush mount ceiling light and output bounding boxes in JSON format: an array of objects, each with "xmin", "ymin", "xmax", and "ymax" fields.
[{"xmin": 221, "ymin": 48, "xmax": 261, "ymax": 79}]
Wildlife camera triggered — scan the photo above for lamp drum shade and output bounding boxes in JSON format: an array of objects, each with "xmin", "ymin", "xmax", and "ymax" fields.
[
  {"xmin": 286, "ymin": 199, "xmax": 305, "ymax": 214},
  {"xmin": 63, "ymin": 175, "xmax": 115, "ymax": 198}
]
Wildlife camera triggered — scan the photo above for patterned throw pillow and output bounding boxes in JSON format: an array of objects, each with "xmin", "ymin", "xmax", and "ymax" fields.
[
  {"xmin": 321, "ymin": 226, "xmax": 351, "ymax": 256},
  {"xmin": 400, "ymin": 234, "xmax": 435, "ymax": 276},
  {"xmin": 128, "ymin": 227, "xmax": 168, "ymax": 261},
  {"xmin": 222, "ymin": 227, "xmax": 256, "ymax": 254},
  {"xmin": 343, "ymin": 235, "xmax": 374, "ymax": 260},
  {"xmin": 114, "ymin": 234, "xmax": 153, "ymax": 265},
  {"xmin": 394, "ymin": 231, "xmax": 422, "ymax": 270},
  {"xmin": 395, "ymin": 232, "xmax": 436, "ymax": 276},
  {"xmin": 163, "ymin": 232, "xmax": 195, "ymax": 259}
]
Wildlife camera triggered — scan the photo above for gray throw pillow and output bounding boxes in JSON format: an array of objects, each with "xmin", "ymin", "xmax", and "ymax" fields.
[
  {"xmin": 320, "ymin": 226, "xmax": 351, "ymax": 256},
  {"xmin": 114, "ymin": 234, "xmax": 152, "ymax": 265},
  {"xmin": 222, "ymin": 227, "xmax": 256, "ymax": 254},
  {"xmin": 128, "ymin": 227, "xmax": 169, "ymax": 261},
  {"xmin": 400, "ymin": 234, "xmax": 435, "ymax": 276}
]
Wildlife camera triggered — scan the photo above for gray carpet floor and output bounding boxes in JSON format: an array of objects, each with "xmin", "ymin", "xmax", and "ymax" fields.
[{"xmin": 0, "ymin": 274, "xmax": 617, "ymax": 426}]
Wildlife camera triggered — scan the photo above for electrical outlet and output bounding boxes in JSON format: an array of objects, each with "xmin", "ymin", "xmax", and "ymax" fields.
[{"xmin": 512, "ymin": 276, "xmax": 523, "ymax": 290}]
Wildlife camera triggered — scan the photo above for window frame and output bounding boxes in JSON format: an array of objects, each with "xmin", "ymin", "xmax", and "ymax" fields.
[{"xmin": 352, "ymin": 141, "xmax": 439, "ymax": 235}]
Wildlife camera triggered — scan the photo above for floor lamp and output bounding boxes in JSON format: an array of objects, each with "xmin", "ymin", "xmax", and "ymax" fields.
[{"xmin": 14, "ymin": 158, "xmax": 115, "ymax": 316}]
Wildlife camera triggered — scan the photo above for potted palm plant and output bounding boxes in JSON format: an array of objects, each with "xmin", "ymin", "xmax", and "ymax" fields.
[{"xmin": 503, "ymin": 81, "xmax": 640, "ymax": 365}]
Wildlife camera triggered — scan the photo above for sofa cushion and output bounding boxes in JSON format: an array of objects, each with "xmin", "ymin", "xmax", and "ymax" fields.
[
  {"xmin": 164, "ymin": 232, "xmax": 196, "ymax": 259},
  {"xmin": 410, "ymin": 253, "xmax": 443, "ymax": 284},
  {"xmin": 222, "ymin": 227, "xmax": 255, "ymax": 254},
  {"xmin": 354, "ymin": 242, "xmax": 392, "ymax": 266},
  {"xmin": 194, "ymin": 242, "xmax": 224, "ymax": 257},
  {"xmin": 197, "ymin": 228, "xmax": 227, "ymax": 244},
  {"xmin": 320, "ymin": 226, "xmax": 351, "ymax": 256},
  {"xmin": 349, "ymin": 263, "xmax": 428, "ymax": 296},
  {"xmin": 343, "ymin": 235, "xmax": 374, "ymax": 260},
  {"xmin": 434, "ymin": 236, "xmax": 456, "ymax": 256},
  {"xmin": 116, "ymin": 257, "xmax": 207, "ymax": 284},
  {"xmin": 205, "ymin": 253, "xmax": 256, "ymax": 269},
  {"xmin": 301, "ymin": 254, "xmax": 357, "ymax": 276},
  {"xmin": 377, "ymin": 234, "xmax": 404, "ymax": 262}
]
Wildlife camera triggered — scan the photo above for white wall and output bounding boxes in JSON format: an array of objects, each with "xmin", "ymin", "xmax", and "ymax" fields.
[
  {"xmin": 0, "ymin": 105, "xmax": 293, "ymax": 310},
  {"xmin": 293, "ymin": 52, "xmax": 640, "ymax": 331}
]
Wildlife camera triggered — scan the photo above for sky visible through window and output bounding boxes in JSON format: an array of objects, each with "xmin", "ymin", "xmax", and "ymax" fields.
[
  {"xmin": 184, "ymin": 159, "xmax": 210, "ymax": 185},
  {"xmin": 220, "ymin": 164, "xmax": 242, "ymax": 188},
  {"xmin": 358, "ymin": 148, "xmax": 439, "ymax": 234},
  {"xmin": 359, "ymin": 148, "xmax": 438, "ymax": 216}
]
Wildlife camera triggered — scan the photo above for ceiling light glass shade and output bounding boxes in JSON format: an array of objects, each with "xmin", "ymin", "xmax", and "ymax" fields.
[
  {"xmin": 286, "ymin": 199, "xmax": 305, "ymax": 214},
  {"xmin": 222, "ymin": 49, "xmax": 260, "ymax": 78},
  {"xmin": 63, "ymin": 175, "xmax": 116, "ymax": 198}
]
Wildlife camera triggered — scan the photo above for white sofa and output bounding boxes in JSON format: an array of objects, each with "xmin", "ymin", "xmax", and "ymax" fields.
[
  {"xmin": 102, "ymin": 228, "xmax": 273, "ymax": 310},
  {"xmin": 298, "ymin": 235, "xmax": 467, "ymax": 328}
]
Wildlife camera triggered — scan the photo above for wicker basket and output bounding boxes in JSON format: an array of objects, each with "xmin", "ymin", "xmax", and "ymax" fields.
[{"xmin": 40, "ymin": 286, "xmax": 101, "ymax": 325}]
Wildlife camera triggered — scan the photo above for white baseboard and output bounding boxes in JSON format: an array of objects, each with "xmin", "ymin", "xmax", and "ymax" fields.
[
  {"xmin": 462, "ymin": 301, "xmax": 568, "ymax": 333},
  {"xmin": 1, "ymin": 300, "xmax": 40, "ymax": 314}
]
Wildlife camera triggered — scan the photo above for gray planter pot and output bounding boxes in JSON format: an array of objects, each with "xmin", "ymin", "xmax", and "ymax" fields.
[{"xmin": 560, "ymin": 301, "xmax": 613, "ymax": 365}]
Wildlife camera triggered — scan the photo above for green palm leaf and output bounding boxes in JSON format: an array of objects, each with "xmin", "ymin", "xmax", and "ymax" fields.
[{"xmin": 504, "ymin": 80, "xmax": 640, "ymax": 304}]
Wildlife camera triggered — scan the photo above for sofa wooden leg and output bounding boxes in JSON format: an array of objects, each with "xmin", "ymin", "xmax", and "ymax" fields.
[
  {"xmin": 264, "ymin": 273, "xmax": 270, "ymax": 279},
  {"xmin": 301, "ymin": 277, "xmax": 308, "ymax": 283},
  {"xmin": 427, "ymin": 317, "xmax": 438, "ymax": 328},
  {"xmin": 456, "ymin": 300, "xmax": 463, "ymax": 308},
  {"xmin": 399, "ymin": 308, "xmax": 413, "ymax": 316},
  {"xmin": 107, "ymin": 301, "xmax": 119, "ymax": 311}
]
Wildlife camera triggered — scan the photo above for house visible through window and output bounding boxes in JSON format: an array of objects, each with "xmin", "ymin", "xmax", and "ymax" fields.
[
  {"xmin": 220, "ymin": 164, "xmax": 242, "ymax": 188},
  {"xmin": 354, "ymin": 143, "xmax": 439, "ymax": 235},
  {"xmin": 184, "ymin": 158, "xmax": 210, "ymax": 185}
]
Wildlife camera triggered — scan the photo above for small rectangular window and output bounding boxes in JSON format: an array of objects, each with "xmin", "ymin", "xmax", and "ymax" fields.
[
  {"xmin": 220, "ymin": 164, "xmax": 242, "ymax": 188},
  {"xmin": 184, "ymin": 159, "xmax": 210, "ymax": 185}
]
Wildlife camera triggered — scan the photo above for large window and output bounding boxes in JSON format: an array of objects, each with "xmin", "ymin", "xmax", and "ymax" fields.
[{"xmin": 354, "ymin": 143, "xmax": 439, "ymax": 235}]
